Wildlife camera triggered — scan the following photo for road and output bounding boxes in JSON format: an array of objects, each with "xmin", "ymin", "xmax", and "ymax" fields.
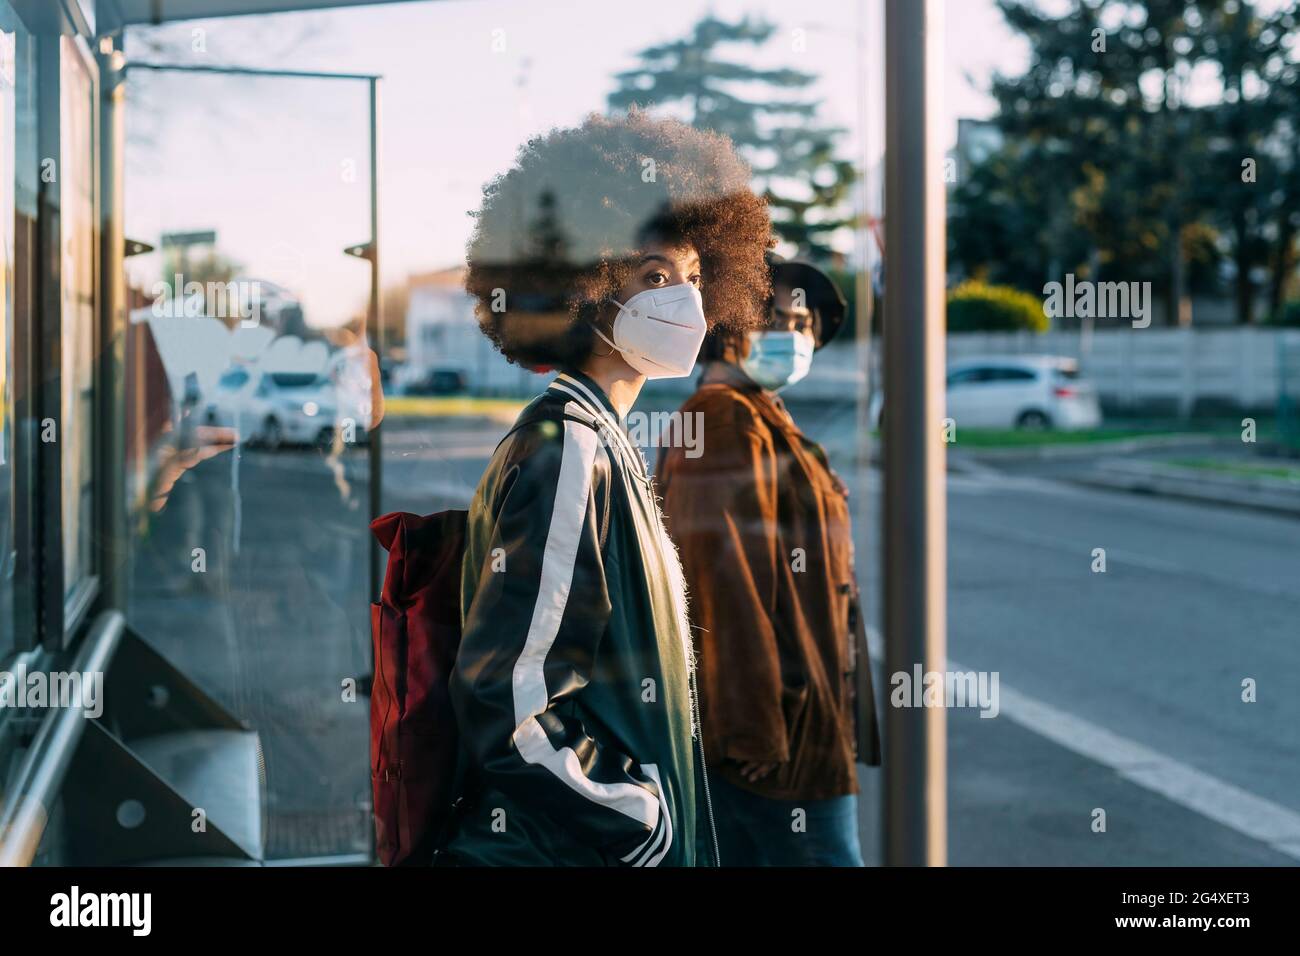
[
  {"xmin": 793, "ymin": 399, "xmax": 1298, "ymax": 865},
  {"xmin": 129, "ymin": 396, "xmax": 1300, "ymax": 864},
  {"xmin": 867, "ymin": 462, "xmax": 1299, "ymax": 864}
]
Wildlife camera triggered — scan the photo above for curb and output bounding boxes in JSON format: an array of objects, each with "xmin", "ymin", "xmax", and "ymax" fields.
[
  {"xmin": 958, "ymin": 433, "xmax": 1240, "ymax": 463},
  {"xmin": 1070, "ymin": 458, "xmax": 1300, "ymax": 517}
]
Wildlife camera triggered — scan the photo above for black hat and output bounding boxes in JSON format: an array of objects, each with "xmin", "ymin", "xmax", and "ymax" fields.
[{"xmin": 766, "ymin": 253, "xmax": 848, "ymax": 349}]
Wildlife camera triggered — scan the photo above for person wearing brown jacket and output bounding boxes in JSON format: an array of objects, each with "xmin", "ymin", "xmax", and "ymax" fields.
[{"xmin": 656, "ymin": 255, "xmax": 881, "ymax": 866}]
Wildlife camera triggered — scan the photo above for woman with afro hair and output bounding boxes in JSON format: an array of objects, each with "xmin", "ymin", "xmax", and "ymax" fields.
[{"xmin": 445, "ymin": 110, "xmax": 772, "ymax": 866}]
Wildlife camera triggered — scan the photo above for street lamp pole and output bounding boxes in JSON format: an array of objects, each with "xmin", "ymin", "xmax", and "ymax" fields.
[{"xmin": 882, "ymin": 0, "xmax": 948, "ymax": 867}]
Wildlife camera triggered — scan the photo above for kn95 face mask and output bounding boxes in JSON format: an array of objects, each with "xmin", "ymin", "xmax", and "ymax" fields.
[{"xmin": 593, "ymin": 282, "xmax": 708, "ymax": 379}]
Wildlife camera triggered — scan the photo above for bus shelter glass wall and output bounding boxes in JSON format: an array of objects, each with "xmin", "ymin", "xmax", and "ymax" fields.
[
  {"xmin": 0, "ymin": 1, "xmax": 38, "ymax": 668},
  {"xmin": 0, "ymin": 4, "xmax": 28, "ymax": 665},
  {"xmin": 60, "ymin": 36, "xmax": 96, "ymax": 603},
  {"xmin": 932, "ymin": 1, "xmax": 1298, "ymax": 865},
  {"xmin": 379, "ymin": 0, "xmax": 881, "ymax": 865},
  {"xmin": 121, "ymin": 62, "xmax": 374, "ymax": 859},
  {"xmin": 121, "ymin": 0, "xmax": 879, "ymax": 865}
]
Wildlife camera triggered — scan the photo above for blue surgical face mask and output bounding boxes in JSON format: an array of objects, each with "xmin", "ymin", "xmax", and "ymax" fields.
[{"xmin": 739, "ymin": 330, "xmax": 815, "ymax": 391}]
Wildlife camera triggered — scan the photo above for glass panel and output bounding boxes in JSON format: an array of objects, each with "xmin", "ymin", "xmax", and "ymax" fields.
[
  {"xmin": 122, "ymin": 0, "xmax": 876, "ymax": 868},
  {"xmin": 988, "ymin": 367, "xmax": 1036, "ymax": 382},
  {"xmin": 941, "ymin": 0, "xmax": 1297, "ymax": 867},
  {"xmin": 0, "ymin": 8, "xmax": 15, "ymax": 660},
  {"xmin": 59, "ymin": 37, "xmax": 95, "ymax": 599},
  {"xmin": 376, "ymin": 0, "xmax": 876, "ymax": 867},
  {"xmin": 122, "ymin": 63, "xmax": 375, "ymax": 859}
]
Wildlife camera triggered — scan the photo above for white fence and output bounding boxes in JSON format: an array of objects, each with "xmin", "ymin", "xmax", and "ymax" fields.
[
  {"xmin": 435, "ymin": 323, "xmax": 1298, "ymax": 417},
  {"xmin": 946, "ymin": 327, "xmax": 1288, "ymax": 415},
  {"xmin": 644, "ymin": 327, "xmax": 1295, "ymax": 415}
]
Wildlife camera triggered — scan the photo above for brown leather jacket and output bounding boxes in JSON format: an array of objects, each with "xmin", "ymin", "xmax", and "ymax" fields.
[{"xmin": 657, "ymin": 363, "xmax": 871, "ymax": 801}]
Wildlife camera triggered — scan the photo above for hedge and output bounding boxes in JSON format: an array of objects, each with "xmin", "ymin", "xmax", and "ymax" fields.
[{"xmin": 947, "ymin": 280, "xmax": 1048, "ymax": 333}]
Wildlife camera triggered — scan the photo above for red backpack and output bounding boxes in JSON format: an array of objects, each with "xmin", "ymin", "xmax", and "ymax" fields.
[{"xmin": 368, "ymin": 509, "xmax": 468, "ymax": 866}]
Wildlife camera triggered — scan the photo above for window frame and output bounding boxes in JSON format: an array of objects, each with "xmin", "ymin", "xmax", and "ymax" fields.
[
  {"xmin": 22, "ymin": 28, "xmax": 101, "ymax": 654},
  {"xmin": 946, "ymin": 366, "xmax": 989, "ymax": 388},
  {"xmin": 55, "ymin": 31, "xmax": 99, "ymax": 645},
  {"xmin": 0, "ymin": 1, "xmax": 36, "ymax": 663},
  {"xmin": 986, "ymin": 366, "xmax": 1037, "ymax": 383}
]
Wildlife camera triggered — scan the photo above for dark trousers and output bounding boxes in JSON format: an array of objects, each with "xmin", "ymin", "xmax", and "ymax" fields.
[{"xmin": 705, "ymin": 773, "xmax": 865, "ymax": 867}]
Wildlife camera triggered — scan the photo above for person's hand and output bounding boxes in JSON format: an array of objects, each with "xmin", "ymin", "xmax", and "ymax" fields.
[
  {"xmin": 738, "ymin": 761, "xmax": 781, "ymax": 783},
  {"xmin": 366, "ymin": 347, "xmax": 385, "ymax": 429}
]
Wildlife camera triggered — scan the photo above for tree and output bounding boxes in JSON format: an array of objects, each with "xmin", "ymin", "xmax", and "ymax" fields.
[
  {"xmin": 1255, "ymin": 2, "xmax": 1300, "ymax": 317},
  {"xmin": 607, "ymin": 15, "xmax": 857, "ymax": 262},
  {"xmin": 1185, "ymin": 0, "xmax": 1297, "ymax": 324},
  {"xmin": 524, "ymin": 189, "xmax": 571, "ymax": 265},
  {"xmin": 952, "ymin": 0, "xmax": 1300, "ymax": 325},
  {"xmin": 948, "ymin": 280, "xmax": 1050, "ymax": 333}
]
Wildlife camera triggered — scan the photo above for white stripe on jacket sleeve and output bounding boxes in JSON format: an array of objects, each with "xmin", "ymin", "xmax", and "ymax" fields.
[
  {"xmin": 621, "ymin": 763, "xmax": 673, "ymax": 867},
  {"xmin": 509, "ymin": 414, "xmax": 663, "ymax": 841}
]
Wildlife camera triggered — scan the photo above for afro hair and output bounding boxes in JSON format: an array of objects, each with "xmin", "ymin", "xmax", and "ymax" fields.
[{"xmin": 465, "ymin": 109, "xmax": 774, "ymax": 371}]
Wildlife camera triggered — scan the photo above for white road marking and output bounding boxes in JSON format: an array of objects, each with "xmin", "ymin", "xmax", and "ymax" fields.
[{"xmin": 867, "ymin": 627, "xmax": 1300, "ymax": 860}]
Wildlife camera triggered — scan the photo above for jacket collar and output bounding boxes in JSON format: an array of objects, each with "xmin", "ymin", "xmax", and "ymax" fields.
[
  {"xmin": 699, "ymin": 359, "xmax": 763, "ymax": 395},
  {"xmin": 549, "ymin": 369, "xmax": 623, "ymax": 422},
  {"xmin": 697, "ymin": 362, "xmax": 843, "ymax": 492},
  {"xmin": 548, "ymin": 370, "xmax": 648, "ymax": 476},
  {"xmin": 698, "ymin": 360, "xmax": 797, "ymax": 427}
]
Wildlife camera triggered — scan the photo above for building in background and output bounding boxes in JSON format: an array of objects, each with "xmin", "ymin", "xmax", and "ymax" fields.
[{"xmin": 403, "ymin": 266, "xmax": 547, "ymax": 396}]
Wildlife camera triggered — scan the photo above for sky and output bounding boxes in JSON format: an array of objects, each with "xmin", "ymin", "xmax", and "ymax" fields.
[{"xmin": 123, "ymin": 0, "xmax": 1027, "ymax": 329}]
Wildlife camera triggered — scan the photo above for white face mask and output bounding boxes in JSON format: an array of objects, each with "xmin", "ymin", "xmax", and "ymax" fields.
[
  {"xmin": 593, "ymin": 282, "xmax": 708, "ymax": 380},
  {"xmin": 740, "ymin": 330, "xmax": 815, "ymax": 391}
]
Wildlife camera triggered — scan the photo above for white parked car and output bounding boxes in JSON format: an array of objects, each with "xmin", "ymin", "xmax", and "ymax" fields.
[
  {"xmin": 870, "ymin": 356, "xmax": 1102, "ymax": 430},
  {"xmin": 204, "ymin": 366, "xmax": 339, "ymax": 448}
]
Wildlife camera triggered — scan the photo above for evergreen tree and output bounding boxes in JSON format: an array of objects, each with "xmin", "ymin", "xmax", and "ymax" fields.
[
  {"xmin": 608, "ymin": 15, "xmax": 857, "ymax": 262},
  {"xmin": 952, "ymin": 0, "xmax": 1299, "ymax": 324}
]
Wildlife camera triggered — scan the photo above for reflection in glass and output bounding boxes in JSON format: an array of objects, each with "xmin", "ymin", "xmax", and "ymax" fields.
[
  {"xmin": 60, "ymin": 37, "xmax": 95, "ymax": 601},
  {"xmin": 0, "ymin": 3, "xmax": 23, "ymax": 662},
  {"xmin": 122, "ymin": 64, "xmax": 376, "ymax": 859}
]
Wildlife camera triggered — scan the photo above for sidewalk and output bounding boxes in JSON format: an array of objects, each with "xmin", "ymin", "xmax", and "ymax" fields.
[
  {"xmin": 1070, "ymin": 458, "xmax": 1300, "ymax": 517},
  {"xmin": 854, "ymin": 703, "xmax": 1298, "ymax": 866},
  {"xmin": 951, "ymin": 433, "xmax": 1239, "ymax": 465},
  {"xmin": 946, "ymin": 431, "xmax": 1300, "ymax": 518},
  {"xmin": 852, "ymin": 659, "xmax": 1298, "ymax": 866}
]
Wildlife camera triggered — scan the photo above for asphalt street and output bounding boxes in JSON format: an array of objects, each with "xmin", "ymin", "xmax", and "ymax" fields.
[
  {"xmin": 128, "ymin": 396, "xmax": 1300, "ymax": 864},
  {"xmin": 383, "ymin": 396, "xmax": 1300, "ymax": 865}
]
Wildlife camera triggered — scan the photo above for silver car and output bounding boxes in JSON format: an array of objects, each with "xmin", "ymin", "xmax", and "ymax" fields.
[{"xmin": 205, "ymin": 367, "xmax": 339, "ymax": 449}]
